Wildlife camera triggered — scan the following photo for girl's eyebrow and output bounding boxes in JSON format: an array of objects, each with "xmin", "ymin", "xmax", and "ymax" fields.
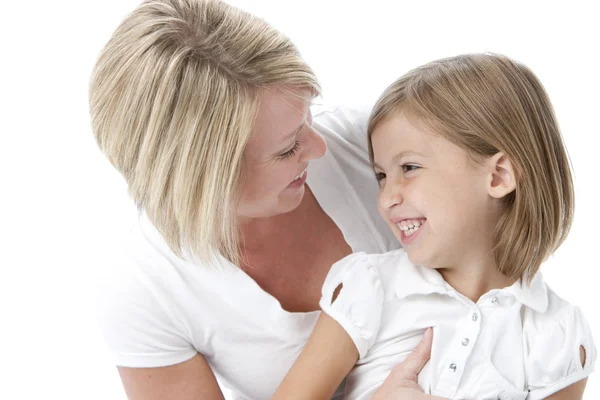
[
  {"xmin": 392, "ymin": 151, "xmax": 425, "ymax": 164},
  {"xmin": 374, "ymin": 150, "xmax": 425, "ymax": 169}
]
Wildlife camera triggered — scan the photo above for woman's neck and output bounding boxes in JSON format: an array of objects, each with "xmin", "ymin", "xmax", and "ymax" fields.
[
  {"xmin": 237, "ymin": 187, "xmax": 315, "ymax": 253},
  {"xmin": 234, "ymin": 186, "xmax": 351, "ymax": 312}
]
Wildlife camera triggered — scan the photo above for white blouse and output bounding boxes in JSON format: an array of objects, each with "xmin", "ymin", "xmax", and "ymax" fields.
[
  {"xmin": 95, "ymin": 105, "xmax": 400, "ymax": 400},
  {"xmin": 320, "ymin": 249, "xmax": 597, "ymax": 400}
]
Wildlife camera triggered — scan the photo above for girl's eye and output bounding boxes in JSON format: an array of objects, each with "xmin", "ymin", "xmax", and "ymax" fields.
[
  {"xmin": 402, "ymin": 164, "xmax": 420, "ymax": 173},
  {"xmin": 375, "ymin": 172, "xmax": 386, "ymax": 182},
  {"xmin": 279, "ymin": 140, "xmax": 300, "ymax": 159}
]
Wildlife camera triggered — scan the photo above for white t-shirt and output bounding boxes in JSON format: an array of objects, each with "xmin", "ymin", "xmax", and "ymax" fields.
[
  {"xmin": 320, "ymin": 249, "xmax": 597, "ymax": 400},
  {"xmin": 95, "ymin": 105, "xmax": 400, "ymax": 400}
]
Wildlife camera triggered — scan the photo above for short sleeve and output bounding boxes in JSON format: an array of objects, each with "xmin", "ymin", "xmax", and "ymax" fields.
[
  {"xmin": 95, "ymin": 259, "xmax": 197, "ymax": 368},
  {"xmin": 319, "ymin": 253, "xmax": 384, "ymax": 359},
  {"xmin": 525, "ymin": 306, "xmax": 597, "ymax": 399}
]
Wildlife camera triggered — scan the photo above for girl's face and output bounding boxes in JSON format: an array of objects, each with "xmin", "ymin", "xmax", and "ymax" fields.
[
  {"xmin": 237, "ymin": 89, "xmax": 326, "ymax": 220},
  {"xmin": 372, "ymin": 113, "xmax": 503, "ymax": 270}
]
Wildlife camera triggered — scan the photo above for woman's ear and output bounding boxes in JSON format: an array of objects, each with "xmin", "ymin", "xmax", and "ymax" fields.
[{"xmin": 487, "ymin": 152, "xmax": 516, "ymax": 199}]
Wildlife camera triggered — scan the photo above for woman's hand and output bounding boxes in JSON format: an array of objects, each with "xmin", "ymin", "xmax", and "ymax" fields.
[{"xmin": 371, "ymin": 328, "xmax": 447, "ymax": 400}]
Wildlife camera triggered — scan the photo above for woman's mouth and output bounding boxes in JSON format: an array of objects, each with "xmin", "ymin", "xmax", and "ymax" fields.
[
  {"xmin": 291, "ymin": 169, "xmax": 306, "ymax": 182},
  {"xmin": 287, "ymin": 168, "xmax": 308, "ymax": 188}
]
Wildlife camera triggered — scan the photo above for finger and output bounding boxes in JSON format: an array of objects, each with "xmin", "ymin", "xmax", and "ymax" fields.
[{"xmin": 394, "ymin": 327, "xmax": 433, "ymax": 380}]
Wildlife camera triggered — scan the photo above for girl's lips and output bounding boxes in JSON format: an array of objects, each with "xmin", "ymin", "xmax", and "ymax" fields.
[{"xmin": 397, "ymin": 219, "xmax": 426, "ymax": 245}]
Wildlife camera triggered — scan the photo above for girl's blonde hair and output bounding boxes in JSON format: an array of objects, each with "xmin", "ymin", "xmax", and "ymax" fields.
[
  {"xmin": 368, "ymin": 53, "xmax": 574, "ymax": 283},
  {"xmin": 89, "ymin": 0, "xmax": 319, "ymax": 265}
]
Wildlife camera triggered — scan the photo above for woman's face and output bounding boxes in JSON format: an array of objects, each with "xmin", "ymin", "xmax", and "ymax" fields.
[{"xmin": 237, "ymin": 89, "xmax": 326, "ymax": 220}]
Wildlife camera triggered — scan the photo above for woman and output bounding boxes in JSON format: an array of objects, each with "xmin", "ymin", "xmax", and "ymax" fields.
[{"xmin": 91, "ymin": 0, "xmax": 437, "ymax": 398}]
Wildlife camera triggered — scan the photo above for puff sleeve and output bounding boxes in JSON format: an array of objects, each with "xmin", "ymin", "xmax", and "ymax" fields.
[
  {"xmin": 319, "ymin": 253, "xmax": 384, "ymax": 359},
  {"xmin": 525, "ymin": 306, "xmax": 596, "ymax": 400}
]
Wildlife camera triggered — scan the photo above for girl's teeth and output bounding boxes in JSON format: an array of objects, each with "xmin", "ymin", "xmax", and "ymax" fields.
[{"xmin": 396, "ymin": 219, "xmax": 425, "ymax": 236}]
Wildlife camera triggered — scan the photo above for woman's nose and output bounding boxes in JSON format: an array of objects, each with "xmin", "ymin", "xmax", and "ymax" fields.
[{"xmin": 299, "ymin": 126, "xmax": 326, "ymax": 162}]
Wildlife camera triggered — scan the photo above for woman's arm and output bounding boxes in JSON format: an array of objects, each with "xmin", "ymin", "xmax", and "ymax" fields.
[
  {"xmin": 272, "ymin": 312, "xmax": 358, "ymax": 400},
  {"xmin": 117, "ymin": 354, "xmax": 225, "ymax": 400}
]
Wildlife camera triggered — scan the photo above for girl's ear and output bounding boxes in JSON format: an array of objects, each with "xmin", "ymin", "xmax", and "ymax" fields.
[{"xmin": 487, "ymin": 152, "xmax": 516, "ymax": 199}]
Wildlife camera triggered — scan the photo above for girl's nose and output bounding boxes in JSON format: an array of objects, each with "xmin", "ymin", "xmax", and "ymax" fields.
[{"xmin": 378, "ymin": 180, "xmax": 403, "ymax": 210}]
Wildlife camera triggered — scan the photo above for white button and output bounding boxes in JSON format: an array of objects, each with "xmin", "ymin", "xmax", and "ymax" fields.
[
  {"xmin": 449, "ymin": 363, "xmax": 457, "ymax": 372},
  {"xmin": 472, "ymin": 312, "xmax": 478, "ymax": 322},
  {"xmin": 462, "ymin": 338, "xmax": 470, "ymax": 346},
  {"xmin": 491, "ymin": 296, "xmax": 499, "ymax": 305}
]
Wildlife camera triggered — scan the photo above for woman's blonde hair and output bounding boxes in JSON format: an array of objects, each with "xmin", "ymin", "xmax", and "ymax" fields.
[
  {"xmin": 89, "ymin": 0, "xmax": 319, "ymax": 265},
  {"xmin": 368, "ymin": 53, "xmax": 574, "ymax": 283}
]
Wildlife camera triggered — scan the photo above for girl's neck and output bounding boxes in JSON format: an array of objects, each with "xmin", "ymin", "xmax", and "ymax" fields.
[{"xmin": 437, "ymin": 253, "xmax": 516, "ymax": 303}]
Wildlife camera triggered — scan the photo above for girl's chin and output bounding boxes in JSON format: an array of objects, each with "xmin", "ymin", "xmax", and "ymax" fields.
[{"xmin": 405, "ymin": 250, "xmax": 431, "ymax": 268}]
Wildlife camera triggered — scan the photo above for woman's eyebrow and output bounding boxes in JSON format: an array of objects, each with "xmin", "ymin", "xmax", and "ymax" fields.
[{"xmin": 279, "ymin": 123, "xmax": 303, "ymax": 144}]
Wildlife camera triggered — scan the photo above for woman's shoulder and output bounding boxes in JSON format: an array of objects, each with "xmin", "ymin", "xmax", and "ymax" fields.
[
  {"xmin": 311, "ymin": 104, "xmax": 372, "ymax": 151},
  {"xmin": 98, "ymin": 213, "xmax": 237, "ymax": 305},
  {"xmin": 95, "ymin": 213, "xmax": 238, "ymax": 367},
  {"xmin": 308, "ymin": 105, "xmax": 400, "ymax": 254},
  {"xmin": 99, "ymin": 213, "xmax": 226, "ymax": 294}
]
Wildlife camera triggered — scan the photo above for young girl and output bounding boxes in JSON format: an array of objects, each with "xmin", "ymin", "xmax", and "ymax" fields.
[{"xmin": 274, "ymin": 53, "xmax": 596, "ymax": 399}]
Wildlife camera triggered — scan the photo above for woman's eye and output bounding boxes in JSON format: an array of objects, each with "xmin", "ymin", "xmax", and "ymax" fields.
[
  {"xmin": 375, "ymin": 172, "xmax": 386, "ymax": 182},
  {"xmin": 279, "ymin": 140, "xmax": 300, "ymax": 159},
  {"xmin": 402, "ymin": 164, "xmax": 420, "ymax": 173}
]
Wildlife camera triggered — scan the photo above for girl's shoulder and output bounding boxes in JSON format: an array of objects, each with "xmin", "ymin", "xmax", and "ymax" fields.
[
  {"xmin": 521, "ymin": 283, "xmax": 592, "ymax": 335},
  {"xmin": 521, "ymin": 285, "xmax": 597, "ymax": 399},
  {"xmin": 321, "ymin": 249, "xmax": 417, "ymax": 305}
]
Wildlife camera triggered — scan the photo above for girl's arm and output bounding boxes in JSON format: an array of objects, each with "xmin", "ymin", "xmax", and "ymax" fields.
[
  {"xmin": 544, "ymin": 346, "xmax": 588, "ymax": 400},
  {"xmin": 273, "ymin": 255, "xmax": 382, "ymax": 399},
  {"xmin": 272, "ymin": 320, "xmax": 445, "ymax": 400},
  {"xmin": 544, "ymin": 379, "xmax": 588, "ymax": 400},
  {"xmin": 272, "ymin": 312, "xmax": 358, "ymax": 400},
  {"xmin": 271, "ymin": 254, "xmax": 446, "ymax": 400}
]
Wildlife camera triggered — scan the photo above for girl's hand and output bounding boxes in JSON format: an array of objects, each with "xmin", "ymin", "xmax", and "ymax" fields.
[{"xmin": 371, "ymin": 328, "xmax": 448, "ymax": 400}]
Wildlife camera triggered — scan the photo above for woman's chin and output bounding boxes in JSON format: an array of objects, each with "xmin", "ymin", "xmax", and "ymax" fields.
[
  {"xmin": 261, "ymin": 187, "xmax": 306, "ymax": 218},
  {"xmin": 281, "ymin": 184, "xmax": 306, "ymax": 209}
]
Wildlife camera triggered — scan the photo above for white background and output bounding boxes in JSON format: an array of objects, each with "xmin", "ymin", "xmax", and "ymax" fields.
[{"xmin": 1, "ymin": 0, "xmax": 598, "ymax": 398}]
